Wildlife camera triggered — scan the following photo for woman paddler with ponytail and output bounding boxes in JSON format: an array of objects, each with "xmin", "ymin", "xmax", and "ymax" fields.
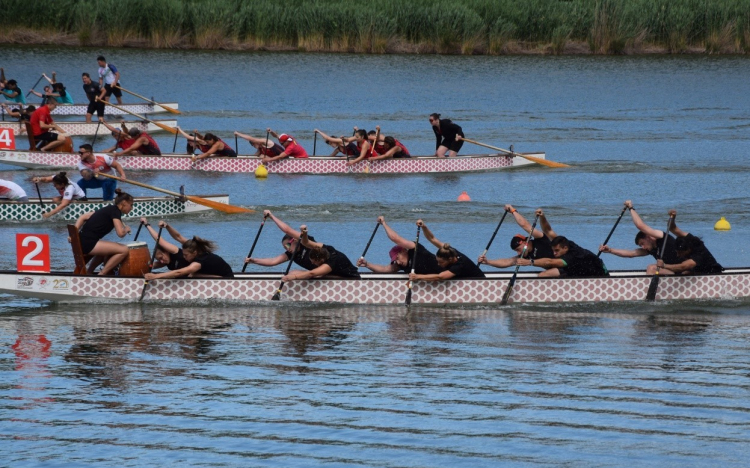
[
  {"xmin": 408, "ymin": 220, "xmax": 485, "ymax": 282},
  {"xmin": 280, "ymin": 225, "xmax": 360, "ymax": 282},
  {"xmin": 73, "ymin": 189, "xmax": 134, "ymax": 275},
  {"xmin": 144, "ymin": 236, "xmax": 234, "ymax": 280},
  {"xmin": 32, "ymin": 171, "xmax": 87, "ymax": 219}
]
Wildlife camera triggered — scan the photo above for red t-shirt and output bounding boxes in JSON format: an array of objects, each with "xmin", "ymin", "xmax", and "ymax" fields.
[
  {"xmin": 30, "ymin": 106, "xmax": 53, "ymax": 136},
  {"xmin": 283, "ymin": 142, "xmax": 308, "ymax": 158}
]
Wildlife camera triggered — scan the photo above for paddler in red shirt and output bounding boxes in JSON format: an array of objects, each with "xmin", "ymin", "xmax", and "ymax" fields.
[
  {"xmin": 29, "ymin": 101, "xmax": 67, "ymax": 151},
  {"xmin": 263, "ymin": 128, "xmax": 308, "ymax": 162}
]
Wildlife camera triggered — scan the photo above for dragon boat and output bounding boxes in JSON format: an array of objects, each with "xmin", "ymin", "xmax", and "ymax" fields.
[
  {"xmin": 1, "ymin": 120, "xmax": 178, "ymax": 137},
  {"xmin": 0, "ymin": 102, "xmax": 179, "ymax": 117}
]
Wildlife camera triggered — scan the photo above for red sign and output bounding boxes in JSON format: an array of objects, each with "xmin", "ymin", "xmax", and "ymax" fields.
[
  {"xmin": 16, "ymin": 234, "xmax": 50, "ymax": 273},
  {"xmin": 0, "ymin": 127, "xmax": 15, "ymax": 150}
]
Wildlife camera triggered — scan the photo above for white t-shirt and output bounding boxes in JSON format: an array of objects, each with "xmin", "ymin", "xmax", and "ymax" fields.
[
  {"xmin": 0, "ymin": 180, "xmax": 28, "ymax": 200},
  {"xmin": 77, "ymin": 154, "xmax": 116, "ymax": 179},
  {"xmin": 60, "ymin": 182, "xmax": 86, "ymax": 201},
  {"xmin": 98, "ymin": 63, "xmax": 117, "ymax": 85}
]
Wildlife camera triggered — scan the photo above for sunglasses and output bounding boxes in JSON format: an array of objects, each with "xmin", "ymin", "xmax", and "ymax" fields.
[{"xmin": 78, "ymin": 150, "xmax": 90, "ymax": 154}]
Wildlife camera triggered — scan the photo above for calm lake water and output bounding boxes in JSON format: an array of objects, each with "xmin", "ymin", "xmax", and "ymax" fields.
[{"xmin": 1, "ymin": 46, "xmax": 750, "ymax": 466}]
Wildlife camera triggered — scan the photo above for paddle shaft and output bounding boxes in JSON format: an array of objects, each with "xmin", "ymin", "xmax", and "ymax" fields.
[
  {"xmin": 91, "ymin": 120, "xmax": 102, "ymax": 147},
  {"xmin": 241, "ymin": 215, "xmax": 268, "ymax": 273},
  {"xmin": 96, "ymin": 98, "xmax": 177, "ymax": 134},
  {"xmin": 133, "ymin": 220, "xmax": 144, "ymax": 242},
  {"xmin": 646, "ymin": 215, "xmax": 675, "ymax": 301},
  {"xmin": 597, "ymin": 206, "xmax": 628, "ymax": 258},
  {"xmin": 405, "ymin": 225, "xmax": 421, "ymax": 306},
  {"xmin": 139, "ymin": 226, "xmax": 163, "ymax": 302},
  {"xmin": 359, "ymin": 223, "xmax": 380, "ymax": 260},
  {"xmin": 501, "ymin": 214, "xmax": 540, "ymax": 305},
  {"xmin": 271, "ymin": 236, "xmax": 303, "ymax": 300},
  {"xmin": 25, "ymin": 74, "xmax": 44, "ymax": 98},
  {"xmin": 34, "ymin": 182, "xmax": 44, "ymax": 208},
  {"xmin": 115, "ymin": 85, "xmax": 180, "ymax": 114},
  {"xmin": 172, "ymin": 130, "xmax": 178, "ymax": 152},
  {"xmin": 460, "ymin": 137, "xmax": 570, "ymax": 168},
  {"xmin": 481, "ymin": 211, "xmax": 509, "ymax": 257},
  {"xmin": 313, "ymin": 131, "xmax": 317, "ymax": 156}
]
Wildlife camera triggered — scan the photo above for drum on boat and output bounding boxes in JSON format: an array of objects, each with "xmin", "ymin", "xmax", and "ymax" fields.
[{"xmin": 118, "ymin": 242, "xmax": 150, "ymax": 277}]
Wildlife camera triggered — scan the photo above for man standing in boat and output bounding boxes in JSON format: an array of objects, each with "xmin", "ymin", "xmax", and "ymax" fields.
[
  {"xmin": 76, "ymin": 143, "xmax": 127, "ymax": 201},
  {"xmin": 430, "ymin": 113, "xmax": 464, "ymax": 157},
  {"xmin": 598, "ymin": 200, "xmax": 680, "ymax": 274},
  {"xmin": 357, "ymin": 216, "xmax": 443, "ymax": 275},
  {"xmin": 244, "ymin": 210, "xmax": 318, "ymax": 271},
  {"xmin": 479, "ymin": 204, "xmax": 555, "ymax": 269},
  {"xmin": 516, "ymin": 209, "xmax": 608, "ymax": 277},
  {"xmin": 655, "ymin": 209, "xmax": 723, "ymax": 276},
  {"xmin": 97, "ymin": 55, "xmax": 122, "ymax": 105},
  {"xmin": 82, "ymin": 72, "xmax": 105, "ymax": 123}
]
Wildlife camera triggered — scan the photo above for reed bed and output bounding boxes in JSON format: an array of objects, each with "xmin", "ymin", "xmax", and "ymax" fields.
[{"xmin": 2, "ymin": 0, "xmax": 750, "ymax": 54}]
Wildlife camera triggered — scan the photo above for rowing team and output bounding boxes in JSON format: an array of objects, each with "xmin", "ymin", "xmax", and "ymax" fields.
[{"xmin": 70, "ymin": 199, "xmax": 722, "ymax": 282}]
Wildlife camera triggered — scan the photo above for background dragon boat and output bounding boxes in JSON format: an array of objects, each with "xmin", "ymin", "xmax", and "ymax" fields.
[
  {"xmin": 0, "ymin": 150, "xmax": 543, "ymax": 174},
  {"xmin": 0, "ymin": 194, "xmax": 229, "ymax": 221},
  {"xmin": 1, "ymin": 120, "xmax": 178, "ymax": 137},
  {"xmin": 1, "ymin": 102, "xmax": 179, "ymax": 118},
  {"xmin": 1, "ymin": 269, "xmax": 748, "ymax": 304}
]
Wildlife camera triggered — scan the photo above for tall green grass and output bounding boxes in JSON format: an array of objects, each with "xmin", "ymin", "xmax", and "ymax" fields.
[{"xmin": 2, "ymin": 0, "xmax": 750, "ymax": 53}]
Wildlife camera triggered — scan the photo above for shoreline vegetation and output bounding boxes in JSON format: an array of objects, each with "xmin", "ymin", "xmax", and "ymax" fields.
[{"xmin": 2, "ymin": 0, "xmax": 750, "ymax": 55}]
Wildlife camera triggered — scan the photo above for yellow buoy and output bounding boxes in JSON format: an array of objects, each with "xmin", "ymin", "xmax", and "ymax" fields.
[
  {"xmin": 714, "ymin": 217, "xmax": 731, "ymax": 231},
  {"xmin": 255, "ymin": 164, "xmax": 268, "ymax": 178}
]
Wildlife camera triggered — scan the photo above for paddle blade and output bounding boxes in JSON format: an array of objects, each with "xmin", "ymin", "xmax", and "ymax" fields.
[
  {"xmin": 501, "ymin": 278, "xmax": 517, "ymax": 305},
  {"xmin": 186, "ymin": 195, "xmax": 254, "ymax": 214},
  {"xmin": 405, "ymin": 287, "xmax": 412, "ymax": 306},
  {"xmin": 153, "ymin": 120, "xmax": 178, "ymax": 134},
  {"xmin": 646, "ymin": 275, "xmax": 660, "ymax": 301},
  {"xmin": 519, "ymin": 153, "xmax": 570, "ymax": 168},
  {"xmin": 158, "ymin": 104, "xmax": 181, "ymax": 115},
  {"xmin": 271, "ymin": 285, "xmax": 283, "ymax": 301}
]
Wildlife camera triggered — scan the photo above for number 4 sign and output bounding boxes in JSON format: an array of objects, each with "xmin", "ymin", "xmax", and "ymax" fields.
[
  {"xmin": 0, "ymin": 128, "xmax": 16, "ymax": 150},
  {"xmin": 16, "ymin": 234, "xmax": 50, "ymax": 273}
]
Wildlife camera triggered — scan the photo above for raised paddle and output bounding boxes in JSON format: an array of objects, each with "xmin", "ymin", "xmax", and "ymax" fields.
[
  {"xmin": 115, "ymin": 85, "xmax": 181, "ymax": 114},
  {"xmin": 597, "ymin": 206, "xmax": 628, "ymax": 258},
  {"xmin": 459, "ymin": 137, "xmax": 570, "ymax": 168},
  {"xmin": 501, "ymin": 214, "xmax": 540, "ymax": 305},
  {"xmin": 271, "ymin": 234, "xmax": 303, "ymax": 301},
  {"xmin": 139, "ymin": 225, "xmax": 163, "ymax": 302},
  {"xmin": 481, "ymin": 210, "xmax": 509, "ymax": 258},
  {"xmin": 96, "ymin": 173, "xmax": 255, "ymax": 214},
  {"xmin": 25, "ymin": 74, "xmax": 45, "ymax": 98},
  {"xmin": 96, "ymin": 97, "xmax": 178, "ymax": 135},
  {"xmin": 405, "ymin": 224, "xmax": 421, "ymax": 306},
  {"xmin": 241, "ymin": 213, "xmax": 269, "ymax": 272},
  {"xmin": 646, "ymin": 214, "xmax": 675, "ymax": 301},
  {"xmin": 133, "ymin": 220, "xmax": 144, "ymax": 242},
  {"xmin": 359, "ymin": 222, "xmax": 381, "ymax": 263}
]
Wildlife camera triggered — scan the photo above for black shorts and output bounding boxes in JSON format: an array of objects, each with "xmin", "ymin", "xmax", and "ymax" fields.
[
  {"xmin": 86, "ymin": 101, "xmax": 105, "ymax": 118},
  {"xmin": 35, "ymin": 131, "xmax": 59, "ymax": 145},
  {"xmin": 103, "ymin": 83, "xmax": 122, "ymax": 98},
  {"xmin": 441, "ymin": 135, "xmax": 464, "ymax": 153},
  {"xmin": 79, "ymin": 234, "xmax": 99, "ymax": 255}
]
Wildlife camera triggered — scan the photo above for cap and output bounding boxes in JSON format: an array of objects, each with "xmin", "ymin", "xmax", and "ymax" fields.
[
  {"xmin": 389, "ymin": 245, "xmax": 405, "ymax": 262},
  {"xmin": 510, "ymin": 234, "xmax": 527, "ymax": 250},
  {"xmin": 279, "ymin": 134, "xmax": 293, "ymax": 144}
]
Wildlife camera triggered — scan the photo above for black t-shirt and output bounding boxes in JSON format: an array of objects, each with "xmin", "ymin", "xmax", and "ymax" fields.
[
  {"xmin": 394, "ymin": 242, "xmax": 442, "ymax": 274},
  {"xmin": 80, "ymin": 204, "xmax": 121, "ymax": 241},
  {"xmin": 194, "ymin": 252, "xmax": 234, "ymax": 278},
  {"xmin": 648, "ymin": 231, "xmax": 680, "ymax": 264},
  {"xmin": 168, "ymin": 249, "xmax": 190, "ymax": 270},
  {"xmin": 525, "ymin": 236, "xmax": 554, "ymax": 260},
  {"xmin": 559, "ymin": 241, "xmax": 608, "ymax": 277},
  {"xmin": 285, "ymin": 235, "xmax": 317, "ymax": 270},
  {"xmin": 446, "ymin": 249, "xmax": 486, "ymax": 278},
  {"xmin": 322, "ymin": 245, "xmax": 360, "ymax": 278},
  {"xmin": 679, "ymin": 234, "xmax": 723, "ymax": 274},
  {"xmin": 82, "ymin": 82, "xmax": 101, "ymax": 103},
  {"xmin": 433, "ymin": 119, "xmax": 464, "ymax": 149}
]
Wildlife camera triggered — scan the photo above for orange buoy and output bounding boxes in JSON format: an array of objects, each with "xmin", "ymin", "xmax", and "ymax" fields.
[{"xmin": 457, "ymin": 191, "xmax": 471, "ymax": 202}]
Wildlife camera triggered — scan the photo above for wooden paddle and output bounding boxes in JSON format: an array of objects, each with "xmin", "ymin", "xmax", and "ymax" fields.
[
  {"xmin": 460, "ymin": 137, "xmax": 570, "ymax": 168},
  {"xmin": 139, "ymin": 225, "xmax": 163, "ymax": 302},
  {"xmin": 115, "ymin": 85, "xmax": 181, "ymax": 114},
  {"xmin": 96, "ymin": 97, "xmax": 178, "ymax": 135},
  {"xmin": 480, "ymin": 210, "xmax": 509, "ymax": 258},
  {"xmin": 646, "ymin": 215, "xmax": 675, "ymax": 301},
  {"xmin": 501, "ymin": 214, "xmax": 540, "ymax": 305},
  {"xmin": 241, "ymin": 214, "xmax": 269, "ymax": 272},
  {"xmin": 405, "ymin": 224, "xmax": 421, "ymax": 306},
  {"xmin": 97, "ymin": 173, "xmax": 255, "ymax": 214},
  {"xmin": 271, "ymin": 235, "xmax": 303, "ymax": 301},
  {"xmin": 597, "ymin": 206, "xmax": 628, "ymax": 258}
]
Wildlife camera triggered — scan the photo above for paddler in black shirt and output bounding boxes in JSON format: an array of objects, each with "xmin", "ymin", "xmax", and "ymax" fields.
[
  {"xmin": 408, "ymin": 220, "xmax": 485, "ymax": 282},
  {"xmin": 140, "ymin": 218, "xmax": 190, "ymax": 271},
  {"xmin": 656, "ymin": 209, "xmax": 723, "ymax": 275},
  {"xmin": 357, "ymin": 216, "xmax": 442, "ymax": 275},
  {"xmin": 479, "ymin": 204, "xmax": 555, "ymax": 269},
  {"xmin": 81, "ymin": 72, "xmax": 104, "ymax": 123},
  {"xmin": 598, "ymin": 199, "xmax": 680, "ymax": 274},
  {"xmin": 145, "ymin": 236, "xmax": 233, "ymax": 279},
  {"xmin": 73, "ymin": 189, "xmax": 133, "ymax": 275},
  {"xmin": 244, "ymin": 210, "xmax": 319, "ymax": 271},
  {"xmin": 516, "ymin": 209, "xmax": 608, "ymax": 277},
  {"xmin": 281, "ymin": 225, "xmax": 360, "ymax": 281}
]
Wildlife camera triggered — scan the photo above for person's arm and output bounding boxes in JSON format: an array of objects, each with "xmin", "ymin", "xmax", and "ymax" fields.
[
  {"xmin": 100, "ymin": 120, "xmax": 120, "ymax": 134},
  {"xmin": 74, "ymin": 211, "xmax": 94, "ymax": 230},
  {"xmin": 657, "ymin": 258, "xmax": 696, "ymax": 274},
  {"xmin": 356, "ymin": 258, "xmax": 400, "ymax": 273},
  {"xmin": 598, "ymin": 245, "xmax": 649, "ymax": 258},
  {"xmin": 666, "ymin": 209, "xmax": 687, "ymax": 237},
  {"xmin": 478, "ymin": 255, "xmax": 517, "ymax": 268},
  {"xmin": 118, "ymin": 137, "xmax": 147, "ymax": 155},
  {"xmin": 434, "ymin": 124, "xmax": 441, "ymax": 152},
  {"xmin": 369, "ymin": 146, "xmax": 399, "ymax": 161},
  {"xmin": 245, "ymin": 253, "xmax": 289, "ymax": 267},
  {"xmin": 146, "ymin": 262, "xmax": 202, "ymax": 280},
  {"xmin": 417, "ymin": 220, "xmax": 443, "ymax": 249},
  {"xmin": 624, "ymin": 200, "xmax": 663, "ymax": 239},
  {"xmin": 113, "ymin": 69, "xmax": 120, "ymax": 85},
  {"xmin": 517, "ymin": 257, "xmax": 565, "ymax": 269},
  {"xmin": 28, "ymin": 89, "xmax": 43, "ymax": 98},
  {"xmin": 112, "ymin": 218, "xmax": 131, "ymax": 237},
  {"xmin": 298, "ymin": 225, "xmax": 323, "ymax": 249},
  {"xmin": 264, "ymin": 210, "xmax": 300, "ymax": 238},
  {"xmin": 234, "ymin": 131, "xmax": 264, "ymax": 145},
  {"xmin": 194, "ymin": 141, "xmax": 222, "ymax": 160},
  {"xmin": 110, "ymin": 160, "xmax": 126, "ymax": 178},
  {"xmin": 139, "ymin": 219, "xmax": 179, "ymax": 254},
  {"xmin": 314, "ymin": 129, "xmax": 343, "ymax": 145},
  {"xmin": 505, "ymin": 204, "xmax": 544, "ymax": 239},
  {"xmin": 177, "ymin": 127, "xmax": 207, "ymax": 144},
  {"xmin": 32, "ymin": 175, "xmax": 54, "ymax": 184},
  {"xmin": 101, "ymin": 144, "xmax": 118, "ymax": 153},
  {"xmin": 410, "ymin": 270, "xmax": 456, "ymax": 282},
  {"xmin": 262, "ymin": 151, "xmax": 289, "ymax": 162},
  {"xmin": 159, "ymin": 220, "xmax": 188, "ymax": 244},
  {"xmin": 347, "ymin": 140, "xmax": 370, "ymax": 165},
  {"xmin": 283, "ymin": 263, "xmax": 333, "ymax": 281},
  {"xmin": 266, "ymin": 128, "xmax": 280, "ymax": 139},
  {"xmin": 379, "ymin": 216, "xmax": 415, "ymax": 250},
  {"xmin": 44, "ymin": 73, "xmax": 55, "ymax": 84},
  {"xmin": 42, "ymin": 198, "xmax": 71, "ymax": 218},
  {"xmin": 536, "ymin": 209, "xmax": 557, "ymax": 240}
]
